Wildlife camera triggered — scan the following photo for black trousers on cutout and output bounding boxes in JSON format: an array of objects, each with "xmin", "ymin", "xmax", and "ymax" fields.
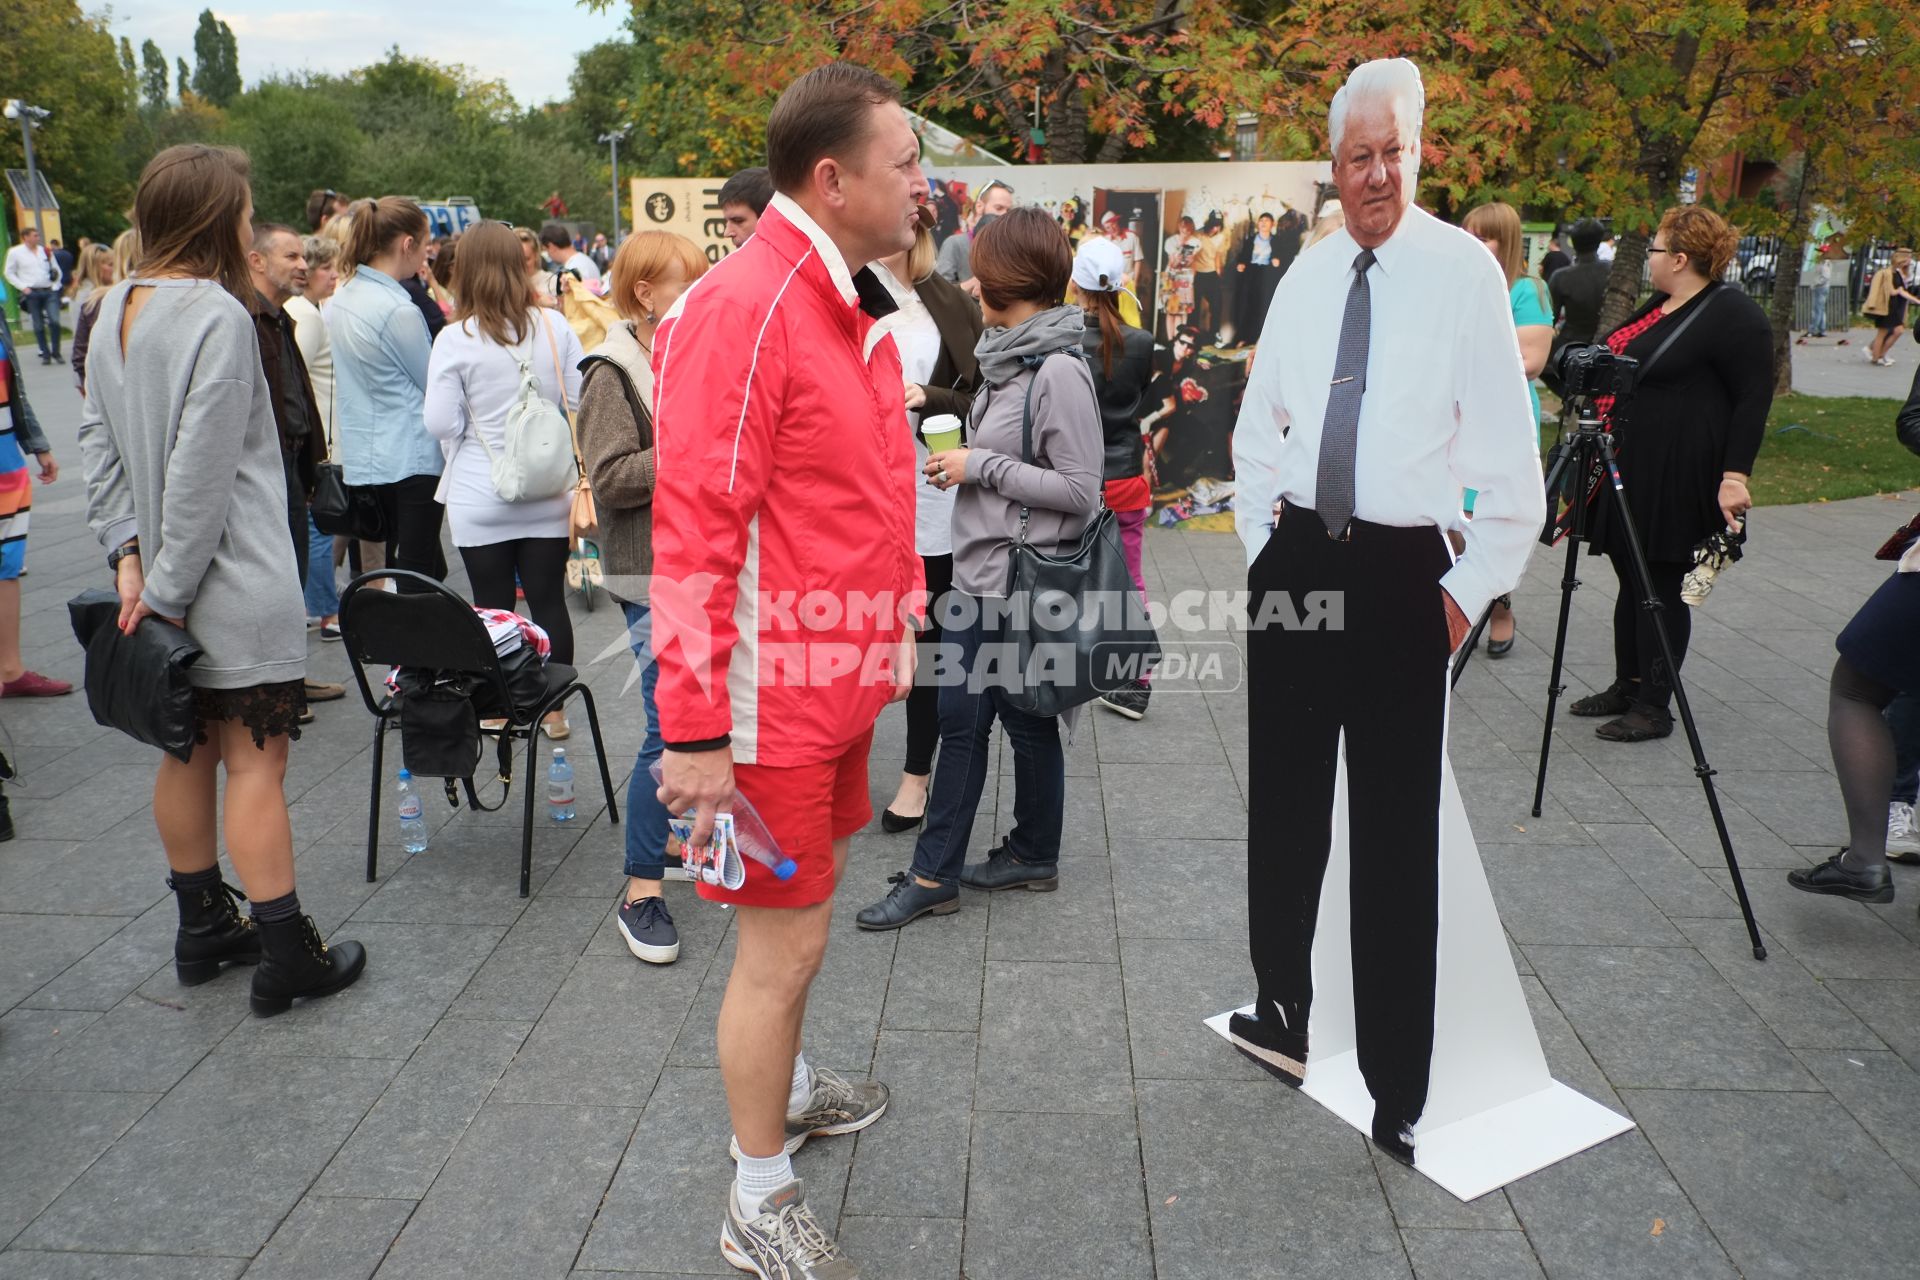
[{"xmin": 1246, "ymin": 504, "xmax": 1453, "ymax": 1130}]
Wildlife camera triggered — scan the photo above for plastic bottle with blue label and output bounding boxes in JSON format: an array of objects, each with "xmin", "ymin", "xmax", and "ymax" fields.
[
  {"xmin": 396, "ymin": 769, "xmax": 428, "ymax": 853},
  {"xmin": 647, "ymin": 761, "xmax": 797, "ymax": 883},
  {"xmin": 549, "ymin": 748, "xmax": 576, "ymax": 823}
]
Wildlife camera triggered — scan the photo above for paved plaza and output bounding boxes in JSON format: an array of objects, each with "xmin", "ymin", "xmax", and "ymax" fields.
[{"xmin": 2, "ymin": 351, "xmax": 1918, "ymax": 1279}]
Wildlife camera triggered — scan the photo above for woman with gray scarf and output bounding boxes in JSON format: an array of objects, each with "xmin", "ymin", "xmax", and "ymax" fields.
[{"xmin": 858, "ymin": 208, "xmax": 1104, "ymax": 931}]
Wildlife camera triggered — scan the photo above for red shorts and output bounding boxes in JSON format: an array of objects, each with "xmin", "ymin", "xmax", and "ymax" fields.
[{"xmin": 699, "ymin": 727, "xmax": 874, "ymax": 909}]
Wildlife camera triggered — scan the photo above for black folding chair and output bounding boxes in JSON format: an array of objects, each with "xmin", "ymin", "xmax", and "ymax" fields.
[{"xmin": 338, "ymin": 570, "xmax": 620, "ymax": 896}]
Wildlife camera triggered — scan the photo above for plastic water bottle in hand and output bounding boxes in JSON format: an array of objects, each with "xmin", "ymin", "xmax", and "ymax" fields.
[
  {"xmin": 548, "ymin": 748, "xmax": 576, "ymax": 823},
  {"xmin": 648, "ymin": 761, "xmax": 797, "ymax": 888},
  {"xmin": 396, "ymin": 768, "xmax": 428, "ymax": 853}
]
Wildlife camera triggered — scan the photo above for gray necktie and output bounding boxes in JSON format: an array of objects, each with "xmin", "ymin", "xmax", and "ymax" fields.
[{"xmin": 1314, "ymin": 248, "xmax": 1376, "ymax": 539}]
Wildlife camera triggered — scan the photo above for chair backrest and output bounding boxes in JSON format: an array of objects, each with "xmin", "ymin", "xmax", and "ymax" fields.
[{"xmin": 338, "ymin": 571, "xmax": 514, "ymax": 716}]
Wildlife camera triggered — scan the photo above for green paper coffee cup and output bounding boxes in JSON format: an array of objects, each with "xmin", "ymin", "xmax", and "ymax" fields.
[{"xmin": 922, "ymin": 413, "xmax": 963, "ymax": 455}]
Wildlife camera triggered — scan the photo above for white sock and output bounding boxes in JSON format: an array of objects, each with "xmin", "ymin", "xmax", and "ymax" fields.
[
  {"xmin": 735, "ymin": 1149, "xmax": 794, "ymax": 1218},
  {"xmin": 788, "ymin": 1052, "xmax": 812, "ymax": 1113}
]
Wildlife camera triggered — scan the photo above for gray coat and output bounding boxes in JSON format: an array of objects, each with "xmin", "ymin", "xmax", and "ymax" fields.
[
  {"xmin": 576, "ymin": 319, "xmax": 655, "ymax": 604},
  {"xmin": 79, "ymin": 279, "xmax": 305, "ymax": 690}
]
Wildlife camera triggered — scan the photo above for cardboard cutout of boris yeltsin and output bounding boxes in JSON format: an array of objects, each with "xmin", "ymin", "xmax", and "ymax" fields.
[{"xmin": 1227, "ymin": 57, "xmax": 1546, "ymax": 1166}]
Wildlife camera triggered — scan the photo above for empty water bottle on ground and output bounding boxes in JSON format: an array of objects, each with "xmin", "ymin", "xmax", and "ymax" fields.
[
  {"xmin": 549, "ymin": 748, "xmax": 576, "ymax": 823},
  {"xmin": 397, "ymin": 768, "xmax": 428, "ymax": 853}
]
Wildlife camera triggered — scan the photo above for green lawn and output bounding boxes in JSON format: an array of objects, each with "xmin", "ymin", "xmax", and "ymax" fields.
[{"xmin": 1752, "ymin": 394, "xmax": 1917, "ymax": 506}]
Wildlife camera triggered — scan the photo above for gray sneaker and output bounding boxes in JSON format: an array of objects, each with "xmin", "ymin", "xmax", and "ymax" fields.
[
  {"xmin": 721, "ymin": 1178, "xmax": 858, "ymax": 1279},
  {"xmin": 730, "ymin": 1067, "xmax": 889, "ymax": 1159}
]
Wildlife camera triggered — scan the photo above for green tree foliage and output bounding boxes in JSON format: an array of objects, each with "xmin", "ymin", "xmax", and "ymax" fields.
[
  {"xmin": 0, "ymin": 0, "xmax": 143, "ymax": 236},
  {"xmin": 192, "ymin": 10, "xmax": 242, "ymax": 108},
  {"xmin": 140, "ymin": 39, "xmax": 171, "ymax": 111},
  {"xmin": 178, "ymin": 58, "xmax": 191, "ymax": 100}
]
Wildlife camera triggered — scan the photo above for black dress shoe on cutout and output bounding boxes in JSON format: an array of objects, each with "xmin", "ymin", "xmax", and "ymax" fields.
[
  {"xmin": 1371, "ymin": 1108, "xmax": 1417, "ymax": 1167},
  {"xmin": 1225, "ymin": 1007, "xmax": 1307, "ymax": 1087},
  {"xmin": 1787, "ymin": 850, "xmax": 1894, "ymax": 904},
  {"xmin": 856, "ymin": 872, "xmax": 960, "ymax": 931},
  {"xmin": 958, "ymin": 846, "xmax": 1058, "ymax": 892}
]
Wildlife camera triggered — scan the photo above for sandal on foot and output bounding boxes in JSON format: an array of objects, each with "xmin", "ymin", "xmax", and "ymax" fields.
[
  {"xmin": 1595, "ymin": 707, "xmax": 1673, "ymax": 742},
  {"xmin": 1570, "ymin": 679, "xmax": 1636, "ymax": 718}
]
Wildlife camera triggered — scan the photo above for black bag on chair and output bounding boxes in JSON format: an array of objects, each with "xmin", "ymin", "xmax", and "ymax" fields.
[
  {"xmin": 394, "ymin": 670, "xmax": 482, "ymax": 779},
  {"xmin": 67, "ymin": 588, "xmax": 204, "ymax": 762},
  {"xmin": 311, "ymin": 462, "xmax": 388, "ymax": 541},
  {"xmin": 1001, "ymin": 354, "xmax": 1161, "ymax": 719}
]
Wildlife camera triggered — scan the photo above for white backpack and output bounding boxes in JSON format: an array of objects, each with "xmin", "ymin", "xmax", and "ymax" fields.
[{"xmin": 475, "ymin": 311, "xmax": 578, "ymax": 503}]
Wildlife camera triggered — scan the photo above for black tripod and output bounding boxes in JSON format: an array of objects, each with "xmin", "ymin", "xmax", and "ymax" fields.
[{"xmin": 1524, "ymin": 400, "xmax": 1767, "ymax": 959}]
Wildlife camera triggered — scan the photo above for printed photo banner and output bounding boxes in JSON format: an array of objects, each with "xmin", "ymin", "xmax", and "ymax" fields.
[{"xmin": 629, "ymin": 176, "xmax": 739, "ymax": 267}]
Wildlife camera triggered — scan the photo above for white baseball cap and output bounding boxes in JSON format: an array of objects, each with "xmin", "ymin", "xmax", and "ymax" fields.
[{"xmin": 1071, "ymin": 236, "xmax": 1128, "ymax": 293}]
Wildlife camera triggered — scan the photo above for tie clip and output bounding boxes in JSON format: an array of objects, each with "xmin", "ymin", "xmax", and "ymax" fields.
[{"xmin": 1330, "ymin": 375, "xmax": 1355, "ymax": 386}]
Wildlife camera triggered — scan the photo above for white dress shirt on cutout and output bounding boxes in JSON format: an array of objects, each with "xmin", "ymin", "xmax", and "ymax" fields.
[{"xmin": 1230, "ymin": 204, "xmax": 1547, "ymax": 622}]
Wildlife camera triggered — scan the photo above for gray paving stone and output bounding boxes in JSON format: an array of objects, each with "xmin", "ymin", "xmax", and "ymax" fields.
[
  {"xmin": 374, "ymin": 1100, "xmax": 637, "ymax": 1280},
  {"xmin": 494, "ymin": 956, "xmax": 699, "ymax": 1106},
  {"xmin": 1480, "ymin": 846, "xmax": 1685, "ymax": 947},
  {"xmin": 1120, "ymin": 935, "xmax": 1270, "ymax": 1082},
  {"xmin": 843, "ymin": 1029, "xmax": 974, "ymax": 1219},
  {"xmin": 0, "ymin": 837, "xmax": 164, "ymax": 917},
  {"xmin": 1455, "ymin": 769, "xmax": 1593, "ymax": 847},
  {"xmin": 1675, "ymin": 916, "xmax": 1883, "ymax": 1050},
  {"xmin": 0, "ymin": 1006, "xmax": 100, "ymax": 1079},
  {"xmin": 15, "ymin": 763, "xmax": 166, "ymax": 841},
  {"xmin": 1109, "ymin": 838, "xmax": 1245, "ymax": 941},
  {"xmin": 1624, "ymin": 1087, "xmax": 1920, "ymax": 1280},
  {"xmin": 965, "ymin": 1110, "xmax": 1150, "ymax": 1280},
  {"xmin": 1136, "ymin": 1078, "xmax": 1408, "ymax": 1279},
  {"xmin": 0, "ymin": 1088, "xmax": 157, "ymax": 1242},
  {"xmin": 1518, "ymin": 977, "xmax": 1618, "ymax": 1111},
  {"xmin": 879, "ymin": 904, "xmax": 982, "ymax": 1033},
  {"xmin": 983, "ymin": 855, "xmax": 1117, "ymax": 963},
  {"xmin": 17, "ymin": 899, "xmax": 178, "ymax": 1013},
  {"xmin": 220, "ymin": 922, "xmax": 503, "ymax": 1062},
  {"xmin": 1582, "ymin": 823, "xmax": 1737, "ymax": 920},
  {"xmin": 574, "ymin": 1067, "xmax": 734, "ymax": 1275},
  {"xmin": 1505, "ymin": 1128, "xmax": 1737, "ymax": 1280},
  {"xmin": 1793, "ymin": 1048, "xmax": 1920, "ymax": 1182},
  {"xmin": 995, "ymin": 770, "xmax": 1112, "ymax": 856},
  {"xmin": 1526, "ymin": 945, "xmax": 1815, "ymax": 1091},
  {"xmin": 312, "ymin": 1018, "xmax": 531, "ymax": 1199},
  {"xmin": 27, "ymin": 976, "xmax": 248, "ymax": 1094},
  {"xmin": 1402, "ymin": 1228, "xmax": 1544, "ymax": 1280},
  {"xmin": 1826, "ymin": 979, "xmax": 1920, "ymax": 1070},
  {"xmin": 0, "ymin": 1252, "xmax": 247, "ymax": 1279},
  {"xmin": 835, "ymin": 1215, "xmax": 963, "ymax": 1280},
  {"xmin": 1099, "ymin": 762, "xmax": 1241, "ymax": 841},
  {"xmin": 1709, "ymin": 870, "xmax": 1920, "ymax": 980},
  {"xmin": 1617, "ymin": 783, "xmax": 1810, "ymax": 870},
  {"xmin": 18, "ymin": 1052, "xmax": 396, "ymax": 1256},
  {"xmin": 245, "ymin": 1196, "xmax": 416, "ymax": 1280},
  {"xmin": 0, "ymin": 912, "xmax": 125, "ymax": 1012},
  {"xmin": 977, "ymin": 960, "xmax": 1131, "ymax": 1115}
]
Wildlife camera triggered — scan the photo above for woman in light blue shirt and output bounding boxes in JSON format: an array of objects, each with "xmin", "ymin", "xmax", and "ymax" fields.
[
  {"xmin": 1464, "ymin": 201, "xmax": 1554, "ymax": 657},
  {"xmin": 329, "ymin": 197, "xmax": 444, "ymax": 583}
]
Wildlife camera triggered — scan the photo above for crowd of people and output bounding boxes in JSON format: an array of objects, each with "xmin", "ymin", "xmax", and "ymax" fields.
[{"xmin": 0, "ymin": 41, "xmax": 1907, "ymax": 1280}]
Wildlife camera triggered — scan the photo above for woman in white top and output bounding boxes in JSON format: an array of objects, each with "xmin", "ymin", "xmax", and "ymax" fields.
[
  {"xmin": 423, "ymin": 220, "xmax": 583, "ymax": 736},
  {"xmin": 870, "ymin": 219, "xmax": 984, "ymax": 832},
  {"xmin": 287, "ymin": 234, "xmax": 343, "ymax": 637}
]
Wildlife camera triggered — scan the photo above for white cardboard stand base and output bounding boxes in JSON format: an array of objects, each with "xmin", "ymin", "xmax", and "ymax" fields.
[{"xmin": 1208, "ymin": 747, "xmax": 1634, "ymax": 1202}]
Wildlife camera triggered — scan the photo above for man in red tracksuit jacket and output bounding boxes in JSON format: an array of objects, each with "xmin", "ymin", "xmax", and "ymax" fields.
[{"xmin": 651, "ymin": 62, "xmax": 928, "ymax": 1278}]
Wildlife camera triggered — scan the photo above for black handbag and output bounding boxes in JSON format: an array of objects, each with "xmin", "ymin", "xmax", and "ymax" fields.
[
  {"xmin": 1001, "ymin": 353, "xmax": 1161, "ymax": 718},
  {"xmin": 67, "ymin": 588, "xmax": 204, "ymax": 762},
  {"xmin": 311, "ymin": 462, "xmax": 388, "ymax": 542},
  {"xmin": 394, "ymin": 670, "xmax": 483, "ymax": 779}
]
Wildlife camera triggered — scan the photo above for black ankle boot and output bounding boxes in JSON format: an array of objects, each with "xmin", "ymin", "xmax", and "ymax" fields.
[
  {"xmin": 169, "ymin": 875, "xmax": 261, "ymax": 985},
  {"xmin": 0, "ymin": 791, "xmax": 14, "ymax": 843},
  {"xmin": 250, "ymin": 914, "xmax": 367, "ymax": 1017}
]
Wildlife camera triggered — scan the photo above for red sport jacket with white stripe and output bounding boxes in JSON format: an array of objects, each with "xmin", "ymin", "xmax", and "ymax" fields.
[{"xmin": 650, "ymin": 194, "xmax": 922, "ymax": 767}]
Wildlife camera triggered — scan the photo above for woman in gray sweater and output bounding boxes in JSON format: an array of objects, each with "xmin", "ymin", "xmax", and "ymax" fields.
[
  {"xmin": 576, "ymin": 230, "xmax": 708, "ymax": 968},
  {"xmin": 79, "ymin": 144, "xmax": 366, "ymax": 1016},
  {"xmin": 857, "ymin": 208, "xmax": 1104, "ymax": 931}
]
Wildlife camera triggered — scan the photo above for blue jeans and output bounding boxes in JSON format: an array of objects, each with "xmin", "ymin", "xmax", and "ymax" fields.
[
  {"xmin": 1809, "ymin": 283, "xmax": 1830, "ymax": 336},
  {"xmin": 1889, "ymin": 692, "xmax": 1920, "ymax": 806},
  {"xmin": 910, "ymin": 594, "xmax": 1064, "ymax": 885},
  {"xmin": 303, "ymin": 513, "xmax": 340, "ymax": 619},
  {"xmin": 21, "ymin": 289, "xmax": 58, "ymax": 357},
  {"xmin": 621, "ymin": 601, "xmax": 672, "ymax": 879}
]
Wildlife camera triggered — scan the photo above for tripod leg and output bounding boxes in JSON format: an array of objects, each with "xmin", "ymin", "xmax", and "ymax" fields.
[
  {"xmin": 1599, "ymin": 440, "xmax": 1767, "ymax": 961},
  {"xmin": 1532, "ymin": 533, "xmax": 1583, "ymax": 818}
]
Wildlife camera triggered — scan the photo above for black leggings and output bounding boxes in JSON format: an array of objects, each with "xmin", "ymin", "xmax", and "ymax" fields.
[
  {"xmin": 903, "ymin": 553, "xmax": 955, "ymax": 776},
  {"xmin": 374, "ymin": 474, "xmax": 447, "ymax": 588},
  {"xmin": 1832, "ymin": 657, "xmax": 1901, "ymax": 861},
  {"xmin": 1608, "ymin": 550, "xmax": 1690, "ymax": 714},
  {"xmin": 458, "ymin": 538, "xmax": 574, "ymax": 666}
]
